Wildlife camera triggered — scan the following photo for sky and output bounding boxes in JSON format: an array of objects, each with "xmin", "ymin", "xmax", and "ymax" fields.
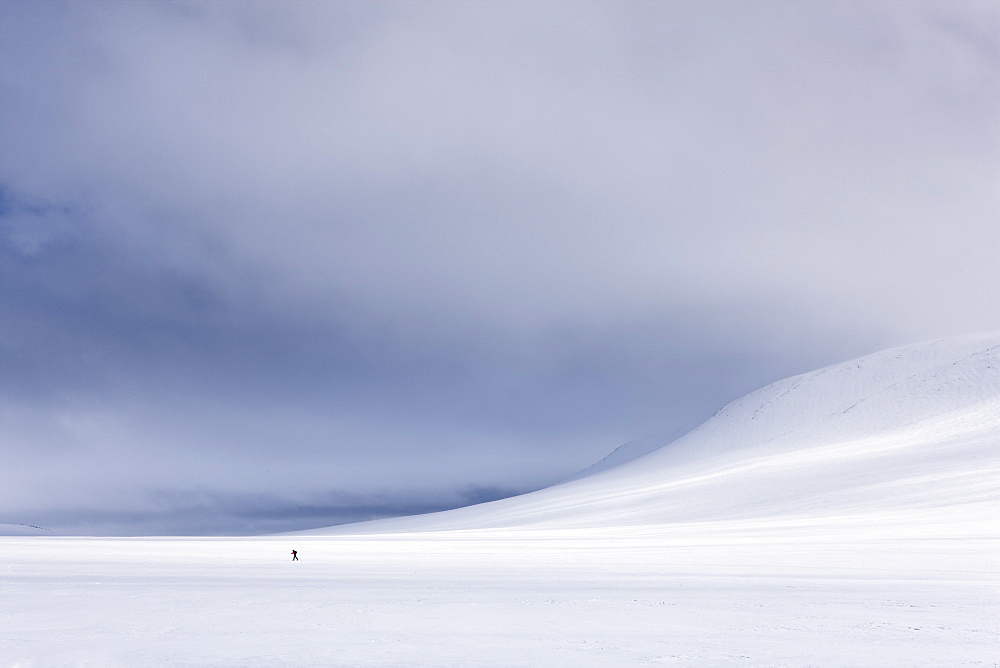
[{"xmin": 1, "ymin": 0, "xmax": 997, "ymax": 535}]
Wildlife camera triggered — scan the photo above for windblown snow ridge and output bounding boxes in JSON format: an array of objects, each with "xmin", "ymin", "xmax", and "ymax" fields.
[
  {"xmin": 0, "ymin": 523, "xmax": 55, "ymax": 536},
  {"xmin": 300, "ymin": 333, "xmax": 1000, "ymax": 535}
]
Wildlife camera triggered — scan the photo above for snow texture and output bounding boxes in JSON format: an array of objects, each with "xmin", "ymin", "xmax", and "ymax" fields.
[{"xmin": 2, "ymin": 334, "xmax": 998, "ymax": 665}]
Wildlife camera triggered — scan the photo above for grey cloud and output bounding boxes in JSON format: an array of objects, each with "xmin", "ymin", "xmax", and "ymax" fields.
[
  {"xmin": 22, "ymin": 485, "xmax": 525, "ymax": 536},
  {"xmin": 4, "ymin": 2, "xmax": 995, "ymax": 338}
]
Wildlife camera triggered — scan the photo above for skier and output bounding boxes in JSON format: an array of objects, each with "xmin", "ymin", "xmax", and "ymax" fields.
[{"xmin": 291, "ymin": 549, "xmax": 298, "ymax": 561}]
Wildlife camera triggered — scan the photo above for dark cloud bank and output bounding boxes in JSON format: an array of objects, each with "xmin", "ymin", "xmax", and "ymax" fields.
[{"xmin": 0, "ymin": 1, "xmax": 997, "ymax": 534}]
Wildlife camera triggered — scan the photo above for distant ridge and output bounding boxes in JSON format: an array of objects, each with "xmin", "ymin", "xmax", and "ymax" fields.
[
  {"xmin": 560, "ymin": 433, "xmax": 669, "ymax": 483},
  {"xmin": 297, "ymin": 333, "xmax": 1000, "ymax": 536},
  {"xmin": 0, "ymin": 523, "xmax": 55, "ymax": 536}
]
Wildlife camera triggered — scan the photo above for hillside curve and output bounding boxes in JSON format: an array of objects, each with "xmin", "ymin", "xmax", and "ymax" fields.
[{"xmin": 299, "ymin": 333, "xmax": 1000, "ymax": 535}]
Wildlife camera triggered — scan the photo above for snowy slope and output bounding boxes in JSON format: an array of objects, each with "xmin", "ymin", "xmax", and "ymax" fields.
[
  {"xmin": 303, "ymin": 333, "xmax": 1000, "ymax": 535},
  {"xmin": 559, "ymin": 433, "xmax": 670, "ymax": 482}
]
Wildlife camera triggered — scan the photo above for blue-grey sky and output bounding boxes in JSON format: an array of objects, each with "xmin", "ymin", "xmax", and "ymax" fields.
[{"xmin": 1, "ymin": 1, "xmax": 997, "ymax": 534}]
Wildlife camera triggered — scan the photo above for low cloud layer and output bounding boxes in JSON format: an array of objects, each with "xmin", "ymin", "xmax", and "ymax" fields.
[{"xmin": 1, "ymin": 1, "xmax": 997, "ymax": 534}]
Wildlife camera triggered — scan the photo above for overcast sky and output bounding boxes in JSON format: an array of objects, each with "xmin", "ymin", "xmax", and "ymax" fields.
[{"xmin": 1, "ymin": 0, "xmax": 997, "ymax": 535}]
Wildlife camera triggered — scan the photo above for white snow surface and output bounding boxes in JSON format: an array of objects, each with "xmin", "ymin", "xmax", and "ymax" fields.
[{"xmin": 3, "ymin": 334, "xmax": 999, "ymax": 665}]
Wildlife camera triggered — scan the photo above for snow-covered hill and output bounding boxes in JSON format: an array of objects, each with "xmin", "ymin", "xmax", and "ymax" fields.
[{"xmin": 303, "ymin": 333, "xmax": 1000, "ymax": 535}]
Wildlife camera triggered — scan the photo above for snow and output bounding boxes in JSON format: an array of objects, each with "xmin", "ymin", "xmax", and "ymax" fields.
[
  {"xmin": 3, "ymin": 334, "xmax": 999, "ymax": 665},
  {"xmin": 560, "ymin": 433, "xmax": 670, "ymax": 482},
  {"xmin": 2, "ymin": 530, "xmax": 996, "ymax": 665}
]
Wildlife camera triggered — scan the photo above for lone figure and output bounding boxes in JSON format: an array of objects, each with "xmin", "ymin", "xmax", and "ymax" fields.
[{"xmin": 291, "ymin": 549, "xmax": 298, "ymax": 561}]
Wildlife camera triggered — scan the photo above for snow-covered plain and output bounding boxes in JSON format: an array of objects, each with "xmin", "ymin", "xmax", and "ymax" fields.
[{"xmin": 3, "ymin": 335, "xmax": 999, "ymax": 665}]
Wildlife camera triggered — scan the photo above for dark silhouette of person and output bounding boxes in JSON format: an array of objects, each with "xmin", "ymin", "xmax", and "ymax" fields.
[{"xmin": 291, "ymin": 549, "xmax": 298, "ymax": 561}]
